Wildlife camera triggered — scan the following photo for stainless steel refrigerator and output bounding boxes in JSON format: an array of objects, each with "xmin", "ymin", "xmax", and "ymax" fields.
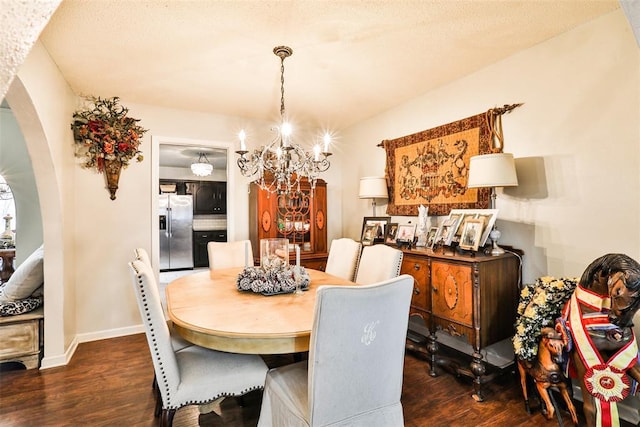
[{"xmin": 159, "ymin": 194, "xmax": 194, "ymax": 270}]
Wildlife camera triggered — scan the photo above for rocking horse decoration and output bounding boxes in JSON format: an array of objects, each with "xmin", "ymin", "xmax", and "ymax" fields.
[
  {"xmin": 558, "ymin": 253, "xmax": 640, "ymax": 427},
  {"xmin": 517, "ymin": 326, "xmax": 579, "ymax": 424},
  {"xmin": 515, "ymin": 254, "xmax": 640, "ymax": 427},
  {"xmin": 514, "ymin": 276, "xmax": 579, "ymax": 423}
]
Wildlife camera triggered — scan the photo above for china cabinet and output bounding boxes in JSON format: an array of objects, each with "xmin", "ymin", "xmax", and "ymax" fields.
[
  {"xmin": 249, "ymin": 177, "xmax": 328, "ymax": 270},
  {"xmin": 400, "ymin": 246, "xmax": 521, "ymax": 401}
]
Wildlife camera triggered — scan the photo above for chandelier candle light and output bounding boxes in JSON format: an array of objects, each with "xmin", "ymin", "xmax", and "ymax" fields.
[{"xmin": 236, "ymin": 46, "xmax": 332, "ymax": 194}]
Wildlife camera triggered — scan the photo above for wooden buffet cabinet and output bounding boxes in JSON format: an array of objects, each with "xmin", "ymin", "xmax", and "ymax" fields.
[
  {"xmin": 400, "ymin": 246, "xmax": 521, "ymax": 401},
  {"xmin": 249, "ymin": 178, "xmax": 328, "ymax": 271}
]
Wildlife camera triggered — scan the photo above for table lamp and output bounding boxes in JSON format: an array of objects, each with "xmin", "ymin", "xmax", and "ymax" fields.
[
  {"xmin": 359, "ymin": 177, "xmax": 388, "ymax": 216},
  {"xmin": 467, "ymin": 153, "xmax": 518, "ymax": 255}
]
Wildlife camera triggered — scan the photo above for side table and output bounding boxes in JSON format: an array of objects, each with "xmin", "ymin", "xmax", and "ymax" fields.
[{"xmin": 0, "ymin": 307, "xmax": 44, "ymax": 369}]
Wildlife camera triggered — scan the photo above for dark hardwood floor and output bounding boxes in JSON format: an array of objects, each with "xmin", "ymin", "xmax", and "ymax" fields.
[{"xmin": 0, "ymin": 333, "xmax": 585, "ymax": 426}]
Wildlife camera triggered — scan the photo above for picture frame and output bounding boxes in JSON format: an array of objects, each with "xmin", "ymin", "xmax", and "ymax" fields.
[
  {"xmin": 396, "ymin": 223, "xmax": 416, "ymax": 243},
  {"xmin": 454, "ymin": 212, "xmax": 478, "ymax": 239},
  {"xmin": 426, "ymin": 226, "xmax": 438, "ymax": 248},
  {"xmin": 361, "ymin": 224, "xmax": 379, "ymax": 246},
  {"xmin": 385, "ymin": 223, "xmax": 399, "ymax": 245},
  {"xmin": 443, "ymin": 213, "xmax": 464, "ymax": 242},
  {"xmin": 459, "ymin": 218, "xmax": 485, "ymax": 251},
  {"xmin": 446, "ymin": 209, "xmax": 498, "ymax": 248},
  {"xmin": 436, "ymin": 222, "xmax": 455, "ymax": 246},
  {"xmin": 361, "ymin": 216, "xmax": 391, "ymax": 244}
]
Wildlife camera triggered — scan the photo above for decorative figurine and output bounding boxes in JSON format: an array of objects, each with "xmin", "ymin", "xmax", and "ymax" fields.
[{"xmin": 415, "ymin": 205, "xmax": 429, "ymax": 247}]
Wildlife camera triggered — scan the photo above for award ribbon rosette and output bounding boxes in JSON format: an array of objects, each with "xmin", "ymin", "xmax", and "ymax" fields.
[{"xmin": 565, "ymin": 286, "xmax": 638, "ymax": 427}]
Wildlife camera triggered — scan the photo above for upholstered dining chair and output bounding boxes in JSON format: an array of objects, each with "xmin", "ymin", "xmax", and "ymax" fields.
[
  {"xmin": 207, "ymin": 239, "xmax": 253, "ymax": 269},
  {"xmin": 133, "ymin": 247, "xmax": 192, "ymax": 351},
  {"xmin": 257, "ymin": 274, "xmax": 414, "ymax": 427},
  {"xmin": 354, "ymin": 244, "xmax": 403, "ymax": 285},
  {"xmin": 128, "ymin": 259, "xmax": 268, "ymax": 426},
  {"xmin": 324, "ymin": 238, "xmax": 362, "ymax": 281}
]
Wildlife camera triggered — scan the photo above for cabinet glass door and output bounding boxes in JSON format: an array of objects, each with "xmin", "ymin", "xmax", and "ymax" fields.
[{"xmin": 275, "ymin": 191, "xmax": 312, "ymax": 252}]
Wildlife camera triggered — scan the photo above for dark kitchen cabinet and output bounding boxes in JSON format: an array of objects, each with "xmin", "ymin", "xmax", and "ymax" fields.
[
  {"xmin": 193, "ymin": 230, "xmax": 227, "ymax": 267},
  {"xmin": 194, "ymin": 181, "xmax": 226, "ymax": 214}
]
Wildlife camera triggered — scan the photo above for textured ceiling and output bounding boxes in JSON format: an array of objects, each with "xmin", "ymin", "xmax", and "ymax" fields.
[{"xmin": 40, "ymin": 0, "xmax": 620, "ymax": 131}]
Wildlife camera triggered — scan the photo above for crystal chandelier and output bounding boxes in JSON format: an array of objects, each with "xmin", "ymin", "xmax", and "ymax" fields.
[
  {"xmin": 235, "ymin": 46, "xmax": 332, "ymax": 194},
  {"xmin": 191, "ymin": 152, "xmax": 213, "ymax": 177}
]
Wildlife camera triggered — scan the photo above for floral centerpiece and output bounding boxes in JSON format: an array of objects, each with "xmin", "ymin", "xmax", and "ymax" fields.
[
  {"xmin": 513, "ymin": 276, "xmax": 578, "ymax": 361},
  {"xmin": 71, "ymin": 96, "xmax": 147, "ymax": 199},
  {"xmin": 237, "ymin": 265, "xmax": 310, "ymax": 295}
]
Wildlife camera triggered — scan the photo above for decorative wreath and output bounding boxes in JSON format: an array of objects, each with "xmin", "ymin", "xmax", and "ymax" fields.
[{"xmin": 236, "ymin": 265, "xmax": 310, "ymax": 295}]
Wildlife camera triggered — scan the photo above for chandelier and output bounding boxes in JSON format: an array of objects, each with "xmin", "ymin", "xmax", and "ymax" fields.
[
  {"xmin": 235, "ymin": 45, "xmax": 332, "ymax": 194},
  {"xmin": 191, "ymin": 153, "xmax": 213, "ymax": 177}
]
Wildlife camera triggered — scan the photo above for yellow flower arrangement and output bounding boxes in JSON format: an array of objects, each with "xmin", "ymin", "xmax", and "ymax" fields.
[{"xmin": 513, "ymin": 276, "xmax": 578, "ymax": 361}]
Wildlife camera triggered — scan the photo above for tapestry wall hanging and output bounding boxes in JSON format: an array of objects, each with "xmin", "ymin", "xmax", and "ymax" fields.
[{"xmin": 382, "ymin": 111, "xmax": 495, "ymax": 216}]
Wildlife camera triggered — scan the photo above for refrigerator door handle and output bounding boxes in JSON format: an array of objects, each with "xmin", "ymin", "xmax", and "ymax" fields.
[{"xmin": 167, "ymin": 207, "xmax": 172, "ymax": 238}]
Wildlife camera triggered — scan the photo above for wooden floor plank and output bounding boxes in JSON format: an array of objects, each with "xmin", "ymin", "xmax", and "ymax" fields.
[{"xmin": 0, "ymin": 333, "xmax": 590, "ymax": 426}]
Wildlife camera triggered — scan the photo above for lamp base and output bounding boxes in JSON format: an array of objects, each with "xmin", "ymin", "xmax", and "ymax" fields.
[
  {"xmin": 487, "ymin": 227, "xmax": 505, "ymax": 256},
  {"xmin": 489, "ymin": 244, "xmax": 505, "ymax": 256}
]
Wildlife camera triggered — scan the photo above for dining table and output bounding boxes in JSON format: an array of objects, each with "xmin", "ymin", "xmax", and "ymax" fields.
[{"xmin": 165, "ymin": 267, "xmax": 355, "ymax": 354}]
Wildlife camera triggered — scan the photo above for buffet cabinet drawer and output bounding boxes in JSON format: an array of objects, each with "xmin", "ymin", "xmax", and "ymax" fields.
[{"xmin": 400, "ymin": 254, "xmax": 430, "ymax": 312}]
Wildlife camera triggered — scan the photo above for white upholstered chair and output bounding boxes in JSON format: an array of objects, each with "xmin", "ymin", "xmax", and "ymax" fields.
[
  {"xmin": 324, "ymin": 238, "xmax": 362, "ymax": 281},
  {"xmin": 257, "ymin": 274, "xmax": 414, "ymax": 427},
  {"xmin": 128, "ymin": 260, "xmax": 268, "ymax": 426},
  {"xmin": 354, "ymin": 244, "xmax": 403, "ymax": 285},
  {"xmin": 207, "ymin": 239, "xmax": 253, "ymax": 269},
  {"xmin": 133, "ymin": 247, "xmax": 192, "ymax": 352}
]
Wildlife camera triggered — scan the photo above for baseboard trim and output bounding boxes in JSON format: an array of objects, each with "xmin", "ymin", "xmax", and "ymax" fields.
[
  {"xmin": 77, "ymin": 324, "xmax": 145, "ymax": 344},
  {"xmin": 39, "ymin": 324, "xmax": 145, "ymax": 369},
  {"xmin": 40, "ymin": 336, "xmax": 78, "ymax": 369}
]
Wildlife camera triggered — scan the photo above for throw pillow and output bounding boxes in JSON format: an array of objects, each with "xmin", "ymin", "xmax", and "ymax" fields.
[
  {"xmin": 0, "ymin": 296, "xmax": 42, "ymax": 316},
  {"xmin": 0, "ymin": 245, "xmax": 44, "ymax": 303}
]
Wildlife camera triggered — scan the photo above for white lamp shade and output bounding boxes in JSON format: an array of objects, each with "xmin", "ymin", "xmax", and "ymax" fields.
[
  {"xmin": 358, "ymin": 177, "xmax": 388, "ymax": 199},
  {"xmin": 467, "ymin": 153, "xmax": 518, "ymax": 188}
]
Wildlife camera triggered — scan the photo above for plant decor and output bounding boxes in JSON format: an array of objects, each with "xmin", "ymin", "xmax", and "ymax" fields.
[
  {"xmin": 71, "ymin": 96, "xmax": 147, "ymax": 199},
  {"xmin": 513, "ymin": 276, "xmax": 578, "ymax": 361}
]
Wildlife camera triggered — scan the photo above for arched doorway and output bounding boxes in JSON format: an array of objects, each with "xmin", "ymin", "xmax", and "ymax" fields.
[{"xmin": 5, "ymin": 78, "xmax": 68, "ymax": 368}]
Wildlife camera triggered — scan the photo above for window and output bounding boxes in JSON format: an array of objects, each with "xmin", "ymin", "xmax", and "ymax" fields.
[{"xmin": 0, "ymin": 176, "xmax": 16, "ymax": 246}]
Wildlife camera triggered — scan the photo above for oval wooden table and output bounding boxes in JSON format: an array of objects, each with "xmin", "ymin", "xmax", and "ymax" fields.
[{"xmin": 166, "ymin": 267, "xmax": 354, "ymax": 354}]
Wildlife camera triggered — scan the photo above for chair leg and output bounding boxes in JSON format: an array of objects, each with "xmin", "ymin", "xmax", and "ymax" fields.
[
  {"xmin": 154, "ymin": 387, "xmax": 162, "ymax": 418},
  {"xmin": 152, "ymin": 374, "xmax": 157, "ymax": 390},
  {"xmin": 161, "ymin": 408, "xmax": 176, "ymax": 427}
]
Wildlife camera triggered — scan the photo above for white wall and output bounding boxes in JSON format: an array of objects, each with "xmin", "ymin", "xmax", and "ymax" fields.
[{"xmin": 341, "ymin": 10, "xmax": 640, "ymax": 284}]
